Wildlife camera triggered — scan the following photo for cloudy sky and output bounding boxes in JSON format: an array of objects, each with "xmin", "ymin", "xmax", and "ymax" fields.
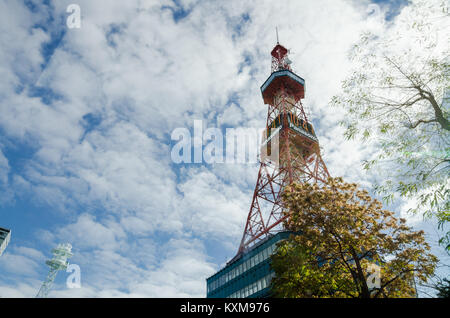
[{"xmin": 0, "ymin": 0, "xmax": 447, "ymax": 297}]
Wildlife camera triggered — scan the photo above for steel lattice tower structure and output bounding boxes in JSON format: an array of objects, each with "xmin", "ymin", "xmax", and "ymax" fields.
[
  {"xmin": 237, "ymin": 42, "xmax": 330, "ymax": 254},
  {"xmin": 36, "ymin": 243, "xmax": 73, "ymax": 298}
]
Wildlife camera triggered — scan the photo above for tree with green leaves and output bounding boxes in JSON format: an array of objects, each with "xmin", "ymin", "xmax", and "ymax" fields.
[
  {"xmin": 270, "ymin": 178, "xmax": 438, "ymax": 298},
  {"xmin": 330, "ymin": 0, "xmax": 449, "ymax": 249},
  {"xmin": 435, "ymin": 277, "xmax": 450, "ymax": 298}
]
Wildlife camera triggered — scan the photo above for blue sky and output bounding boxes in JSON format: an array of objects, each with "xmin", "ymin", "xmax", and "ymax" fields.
[{"xmin": 0, "ymin": 0, "xmax": 447, "ymax": 297}]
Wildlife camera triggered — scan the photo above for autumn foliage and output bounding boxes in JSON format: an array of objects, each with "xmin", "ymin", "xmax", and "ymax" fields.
[{"xmin": 270, "ymin": 177, "xmax": 438, "ymax": 298}]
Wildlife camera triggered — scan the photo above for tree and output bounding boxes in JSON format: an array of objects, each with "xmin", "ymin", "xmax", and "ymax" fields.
[
  {"xmin": 330, "ymin": 0, "xmax": 449, "ymax": 250},
  {"xmin": 435, "ymin": 277, "xmax": 450, "ymax": 298},
  {"xmin": 416, "ymin": 267, "xmax": 450, "ymax": 298},
  {"xmin": 270, "ymin": 178, "xmax": 438, "ymax": 298}
]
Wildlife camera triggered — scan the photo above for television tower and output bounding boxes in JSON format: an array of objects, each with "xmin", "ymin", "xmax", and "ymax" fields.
[
  {"xmin": 36, "ymin": 243, "xmax": 73, "ymax": 298},
  {"xmin": 237, "ymin": 41, "xmax": 330, "ymax": 253}
]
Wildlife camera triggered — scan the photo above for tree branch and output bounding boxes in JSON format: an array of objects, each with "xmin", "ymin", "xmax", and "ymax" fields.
[
  {"xmin": 384, "ymin": 55, "xmax": 450, "ymax": 131},
  {"xmin": 408, "ymin": 118, "xmax": 438, "ymax": 129}
]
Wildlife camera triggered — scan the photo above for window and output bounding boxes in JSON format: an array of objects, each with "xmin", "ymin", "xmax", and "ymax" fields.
[
  {"xmin": 261, "ymin": 277, "xmax": 266, "ymax": 289},
  {"xmin": 249, "ymin": 283, "xmax": 254, "ymax": 296},
  {"xmin": 265, "ymin": 275, "xmax": 271, "ymax": 288}
]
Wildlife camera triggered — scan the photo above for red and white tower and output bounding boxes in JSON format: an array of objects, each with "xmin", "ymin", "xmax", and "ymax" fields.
[{"xmin": 237, "ymin": 41, "xmax": 330, "ymax": 254}]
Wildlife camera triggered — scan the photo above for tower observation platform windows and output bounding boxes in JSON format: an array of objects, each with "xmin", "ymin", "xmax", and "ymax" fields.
[{"xmin": 264, "ymin": 112, "xmax": 317, "ymax": 143}]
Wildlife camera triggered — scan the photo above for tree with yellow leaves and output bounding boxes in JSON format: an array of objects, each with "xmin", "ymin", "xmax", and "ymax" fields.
[{"xmin": 270, "ymin": 177, "xmax": 438, "ymax": 298}]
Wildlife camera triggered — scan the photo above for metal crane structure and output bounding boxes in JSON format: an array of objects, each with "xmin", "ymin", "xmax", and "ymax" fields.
[
  {"xmin": 36, "ymin": 243, "xmax": 73, "ymax": 298},
  {"xmin": 237, "ymin": 41, "xmax": 330, "ymax": 254}
]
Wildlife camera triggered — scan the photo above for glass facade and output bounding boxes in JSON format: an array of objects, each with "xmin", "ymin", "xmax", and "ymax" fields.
[
  {"xmin": 206, "ymin": 231, "xmax": 291, "ymax": 298},
  {"xmin": 0, "ymin": 227, "xmax": 11, "ymax": 256}
]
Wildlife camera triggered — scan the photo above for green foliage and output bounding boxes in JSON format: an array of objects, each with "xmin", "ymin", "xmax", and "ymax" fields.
[
  {"xmin": 331, "ymin": 0, "xmax": 450, "ymax": 250},
  {"xmin": 271, "ymin": 239, "xmax": 359, "ymax": 298},
  {"xmin": 270, "ymin": 178, "xmax": 438, "ymax": 298},
  {"xmin": 435, "ymin": 278, "xmax": 450, "ymax": 298}
]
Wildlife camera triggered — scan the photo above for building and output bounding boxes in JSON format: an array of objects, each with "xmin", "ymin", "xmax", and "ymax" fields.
[
  {"xmin": 0, "ymin": 227, "xmax": 11, "ymax": 256},
  {"xmin": 206, "ymin": 231, "xmax": 290, "ymax": 298}
]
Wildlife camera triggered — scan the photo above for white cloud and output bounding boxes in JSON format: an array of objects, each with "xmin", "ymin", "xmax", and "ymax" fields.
[
  {"xmin": 55, "ymin": 214, "xmax": 126, "ymax": 250},
  {"xmin": 0, "ymin": 246, "xmax": 44, "ymax": 278},
  {"xmin": 0, "ymin": 148, "xmax": 12, "ymax": 205},
  {"xmin": 178, "ymin": 167, "xmax": 251, "ymax": 244},
  {"xmin": 3, "ymin": 0, "xmax": 443, "ymax": 298},
  {"xmin": 0, "ymin": 149, "xmax": 9, "ymax": 185},
  {"xmin": 128, "ymin": 238, "xmax": 216, "ymax": 297}
]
